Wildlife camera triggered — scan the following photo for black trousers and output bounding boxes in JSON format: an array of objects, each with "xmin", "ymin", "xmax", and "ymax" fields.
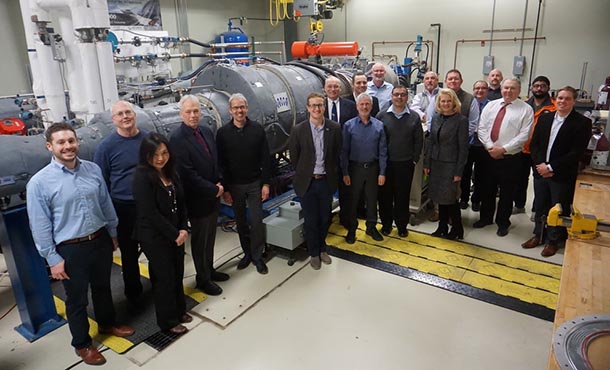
[
  {"xmin": 379, "ymin": 160, "xmax": 415, "ymax": 231},
  {"xmin": 141, "ymin": 241, "xmax": 186, "ymax": 331},
  {"xmin": 57, "ymin": 231, "xmax": 116, "ymax": 349},
  {"xmin": 346, "ymin": 162, "xmax": 379, "ymax": 231},
  {"xmin": 460, "ymin": 145, "xmax": 486, "ymax": 204},
  {"xmin": 113, "ymin": 200, "xmax": 143, "ymax": 300},
  {"xmin": 532, "ymin": 176, "xmax": 572, "ymax": 243},
  {"xmin": 300, "ymin": 178, "xmax": 333, "ymax": 257},
  {"xmin": 229, "ymin": 180, "xmax": 265, "ymax": 261},
  {"xmin": 513, "ymin": 152, "xmax": 533, "ymax": 209},
  {"xmin": 479, "ymin": 154, "xmax": 520, "ymax": 228},
  {"xmin": 190, "ymin": 208, "xmax": 218, "ymax": 285}
]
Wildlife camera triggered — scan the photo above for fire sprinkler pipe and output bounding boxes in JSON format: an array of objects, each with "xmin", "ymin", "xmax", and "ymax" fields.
[{"xmin": 453, "ymin": 36, "xmax": 546, "ymax": 69}]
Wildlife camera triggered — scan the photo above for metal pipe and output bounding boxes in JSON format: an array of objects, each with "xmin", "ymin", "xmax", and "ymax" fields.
[
  {"xmin": 430, "ymin": 23, "xmax": 441, "ymax": 73},
  {"xmin": 371, "ymin": 40, "xmax": 434, "ymax": 72},
  {"xmin": 174, "ymin": 0, "xmax": 192, "ymax": 72},
  {"xmin": 453, "ymin": 37, "xmax": 546, "ymax": 69},
  {"xmin": 518, "ymin": 0, "xmax": 529, "ymax": 56},
  {"xmin": 528, "ymin": 0, "xmax": 543, "ymax": 88},
  {"xmin": 489, "ymin": 0, "xmax": 496, "ymax": 55}
]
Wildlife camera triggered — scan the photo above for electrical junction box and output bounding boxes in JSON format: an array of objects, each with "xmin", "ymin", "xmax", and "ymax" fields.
[
  {"xmin": 513, "ymin": 56, "xmax": 526, "ymax": 76},
  {"xmin": 482, "ymin": 55, "xmax": 494, "ymax": 74},
  {"xmin": 293, "ymin": 0, "xmax": 318, "ymax": 17},
  {"xmin": 263, "ymin": 200, "xmax": 304, "ymax": 251}
]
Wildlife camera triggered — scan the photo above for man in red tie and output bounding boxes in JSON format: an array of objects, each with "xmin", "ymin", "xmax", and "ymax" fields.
[{"xmin": 475, "ymin": 78, "xmax": 534, "ymax": 236}]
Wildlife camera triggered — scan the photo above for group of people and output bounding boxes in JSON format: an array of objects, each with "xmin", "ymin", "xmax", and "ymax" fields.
[
  {"xmin": 25, "ymin": 63, "xmax": 592, "ymax": 366},
  {"xmin": 26, "ymin": 94, "xmax": 271, "ymax": 365}
]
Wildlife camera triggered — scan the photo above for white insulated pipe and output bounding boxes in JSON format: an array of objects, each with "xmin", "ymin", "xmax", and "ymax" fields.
[
  {"xmin": 96, "ymin": 42, "xmax": 119, "ymax": 110},
  {"xmin": 78, "ymin": 43, "xmax": 105, "ymax": 119}
]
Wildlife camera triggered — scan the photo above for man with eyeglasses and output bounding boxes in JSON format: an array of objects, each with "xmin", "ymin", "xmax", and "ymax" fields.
[
  {"xmin": 94, "ymin": 100, "xmax": 146, "ymax": 310},
  {"xmin": 170, "ymin": 95, "xmax": 229, "ymax": 296},
  {"xmin": 376, "ymin": 85, "xmax": 423, "ymax": 237},
  {"xmin": 513, "ymin": 76, "xmax": 557, "ymax": 217},
  {"xmin": 290, "ymin": 92, "xmax": 342, "ymax": 270},
  {"xmin": 341, "ymin": 93, "xmax": 388, "ymax": 244},
  {"xmin": 324, "ymin": 76, "xmax": 357, "ymax": 125},
  {"xmin": 216, "ymin": 93, "xmax": 273, "ymax": 275}
]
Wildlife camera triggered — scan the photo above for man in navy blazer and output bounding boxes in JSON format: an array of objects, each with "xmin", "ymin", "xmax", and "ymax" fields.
[
  {"xmin": 324, "ymin": 76, "xmax": 357, "ymax": 126},
  {"xmin": 290, "ymin": 92, "xmax": 342, "ymax": 270},
  {"xmin": 170, "ymin": 95, "xmax": 229, "ymax": 296},
  {"xmin": 521, "ymin": 86, "xmax": 592, "ymax": 257}
]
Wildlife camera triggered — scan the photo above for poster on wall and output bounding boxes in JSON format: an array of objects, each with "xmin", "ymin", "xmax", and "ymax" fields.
[{"xmin": 108, "ymin": 0, "xmax": 162, "ymax": 29}]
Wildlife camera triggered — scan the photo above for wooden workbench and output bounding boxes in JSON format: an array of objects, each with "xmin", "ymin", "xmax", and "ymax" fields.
[{"xmin": 548, "ymin": 171, "xmax": 610, "ymax": 370}]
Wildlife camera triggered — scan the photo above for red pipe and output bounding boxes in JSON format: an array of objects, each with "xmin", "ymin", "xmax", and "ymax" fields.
[{"xmin": 291, "ymin": 41, "xmax": 359, "ymax": 59}]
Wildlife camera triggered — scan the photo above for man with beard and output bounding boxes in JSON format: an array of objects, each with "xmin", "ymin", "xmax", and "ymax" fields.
[
  {"xmin": 487, "ymin": 69, "xmax": 504, "ymax": 100},
  {"xmin": 513, "ymin": 76, "xmax": 557, "ymax": 216},
  {"xmin": 410, "ymin": 71, "xmax": 440, "ymax": 132}
]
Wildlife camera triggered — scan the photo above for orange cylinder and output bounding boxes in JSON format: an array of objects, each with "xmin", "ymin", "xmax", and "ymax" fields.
[{"xmin": 291, "ymin": 41, "xmax": 359, "ymax": 58}]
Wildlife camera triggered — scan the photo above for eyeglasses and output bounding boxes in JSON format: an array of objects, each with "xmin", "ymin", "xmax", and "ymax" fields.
[
  {"xmin": 392, "ymin": 93, "xmax": 407, "ymax": 97},
  {"xmin": 230, "ymin": 105, "xmax": 247, "ymax": 110},
  {"xmin": 532, "ymin": 84, "xmax": 548, "ymax": 89},
  {"xmin": 308, "ymin": 103, "xmax": 325, "ymax": 109}
]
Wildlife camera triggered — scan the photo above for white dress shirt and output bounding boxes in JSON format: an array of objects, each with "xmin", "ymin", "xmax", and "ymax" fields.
[
  {"xmin": 478, "ymin": 98, "xmax": 534, "ymax": 155},
  {"xmin": 327, "ymin": 98, "xmax": 340, "ymax": 121},
  {"xmin": 546, "ymin": 113, "xmax": 567, "ymax": 162}
]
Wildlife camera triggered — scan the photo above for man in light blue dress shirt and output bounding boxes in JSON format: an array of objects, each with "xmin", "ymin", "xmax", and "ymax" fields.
[{"xmin": 27, "ymin": 122, "xmax": 134, "ymax": 366}]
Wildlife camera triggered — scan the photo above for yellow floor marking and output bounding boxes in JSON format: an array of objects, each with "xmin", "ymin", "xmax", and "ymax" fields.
[{"xmin": 328, "ymin": 220, "xmax": 560, "ymax": 309}]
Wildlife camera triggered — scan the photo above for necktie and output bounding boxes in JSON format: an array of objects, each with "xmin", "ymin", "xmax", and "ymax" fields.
[
  {"xmin": 194, "ymin": 129, "xmax": 211, "ymax": 156},
  {"xmin": 331, "ymin": 101, "xmax": 338, "ymax": 122},
  {"xmin": 490, "ymin": 103, "xmax": 509, "ymax": 142}
]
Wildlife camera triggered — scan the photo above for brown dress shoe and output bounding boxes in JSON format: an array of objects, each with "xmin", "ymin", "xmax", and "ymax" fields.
[
  {"xmin": 179, "ymin": 313, "xmax": 193, "ymax": 323},
  {"xmin": 75, "ymin": 345, "xmax": 106, "ymax": 366},
  {"xmin": 169, "ymin": 324, "xmax": 188, "ymax": 335},
  {"xmin": 541, "ymin": 243, "xmax": 559, "ymax": 257},
  {"xmin": 521, "ymin": 236, "xmax": 542, "ymax": 249},
  {"xmin": 98, "ymin": 325, "xmax": 135, "ymax": 337}
]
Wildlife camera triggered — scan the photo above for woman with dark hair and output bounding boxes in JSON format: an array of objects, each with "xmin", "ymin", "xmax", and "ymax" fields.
[
  {"xmin": 424, "ymin": 88, "xmax": 469, "ymax": 240},
  {"xmin": 132, "ymin": 132, "xmax": 191, "ymax": 334}
]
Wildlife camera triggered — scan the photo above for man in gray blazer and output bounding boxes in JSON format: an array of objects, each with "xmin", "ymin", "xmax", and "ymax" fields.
[{"xmin": 290, "ymin": 92, "xmax": 342, "ymax": 270}]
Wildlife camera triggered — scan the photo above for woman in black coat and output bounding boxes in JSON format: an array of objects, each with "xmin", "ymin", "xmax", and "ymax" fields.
[
  {"xmin": 132, "ymin": 133, "xmax": 191, "ymax": 335},
  {"xmin": 424, "ymin": 88, "xmax": 469, "ymax": 240}
]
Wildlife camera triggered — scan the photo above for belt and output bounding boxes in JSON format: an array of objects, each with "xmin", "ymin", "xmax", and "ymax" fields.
[
  {"xmin": 312, "ymin": 174, "xmax": 326, "ymax": 180},
  {"xmin": 350, "ymin": 161, "xmax": 377, "ymax": 169},
  {"xmin": 59, "ymin": 228, "xmax": 105, "ymax": 246}
]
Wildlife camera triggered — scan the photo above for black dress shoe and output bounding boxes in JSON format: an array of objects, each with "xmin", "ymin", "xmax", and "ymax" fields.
[
  {"xmin": 445, "ymin": 228, "xmax": 464, "ymax": 240},
  {"xmin": 471, "ymin": 202, "xmax": 480, "ymax": 212},
  {"xmin": 496, "ymin": 227, "xmax": 509, "ymax": 237},
  {"xmin": 431, "ymin": 225, "xmax": 448, "ymax": 237},
  {"xmin": 345, "ymin": 231, "xmax": 356, "ymax": 244},
  {"xmin": 254, "ymin": 260, "xmax": 268, "ymax": 275},
  {"xmin": 198, "ymin": 281, "xmax": 222, "ymax": 296},
  {"xmin": 472, "ymin": 220, "xmax": 492, "ymax": 228},
  {"xmin": 168, "ymin": 324, "xmax": 188, "ymax": 335},
  {"xmin": 211, "ymin": 271, "xmax": 230, "ymax": 282},
  {"xmin": 459, "ymin": 201, "xmax": 468, "ymax": 210},
  {"xmin": 237, "ymin": 255, "xmax": 252, "ymax": 270},
  {"xmin": 398, "ymin": 229, "xmax": 409, "ymax": 238},
  {"xmin": 366, "ymin": 227, "xmax": 384, "ymax": 241},
  {"xmin": 179, "ymin": 313, "xmax": 193, "ymax": 323},
  {"xmin": 380, "ymin": 226, "xmax": 392, "ymax": 236}
]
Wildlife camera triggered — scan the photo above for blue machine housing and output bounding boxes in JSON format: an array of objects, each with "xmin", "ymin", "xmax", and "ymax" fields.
[{"xmin": 214, "ymin": 31, "xmax": 250, "ymax": 66}]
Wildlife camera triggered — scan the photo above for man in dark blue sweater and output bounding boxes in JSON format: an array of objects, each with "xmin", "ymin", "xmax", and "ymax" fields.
[{"xmin": 94, "ymin": 100, "xmax": 146, "ymax": 308}]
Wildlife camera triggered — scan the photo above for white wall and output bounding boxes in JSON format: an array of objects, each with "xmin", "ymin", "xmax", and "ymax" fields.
[
  {"xmin": 3, "ymin": 0, "xmax": 609, "ymax": 98},
  {"xmin": 299, "ymin": 0, "xmax": 610, "ymax": 97}
]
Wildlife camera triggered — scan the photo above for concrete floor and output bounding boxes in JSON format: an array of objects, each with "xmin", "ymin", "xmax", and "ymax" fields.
[{"xmin": 0, "ymin": 198, "xmax": 557, "ymax": 370}]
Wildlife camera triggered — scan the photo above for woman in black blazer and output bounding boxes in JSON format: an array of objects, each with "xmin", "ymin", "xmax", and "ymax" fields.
[
  {"xmin": 133, "ymin": 133, "xmax": 191, "ymax": 335},
  {"xmin": 424, "ymin": 88, "xmax": 469, "ymax": 240}
]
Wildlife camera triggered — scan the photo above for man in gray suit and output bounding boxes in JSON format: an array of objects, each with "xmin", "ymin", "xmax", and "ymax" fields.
[{"xmin": 289, "ymin": 92, "xmax": 342, "ymax": 270}]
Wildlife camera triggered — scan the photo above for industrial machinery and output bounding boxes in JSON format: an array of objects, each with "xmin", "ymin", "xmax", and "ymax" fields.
[{"xmin": 263, "ymin": 200, "xmax": 305, "ymax": 265}]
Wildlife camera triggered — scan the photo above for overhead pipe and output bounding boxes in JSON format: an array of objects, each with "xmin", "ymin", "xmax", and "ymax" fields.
[
  {"xmin": 518, "ymin": 0, "xmax": 529, "ymax": 56},
  {"xmin": 489, "ymin": 0, "xmax": 497, "ymax": 55},
  {"xmin": 430, "ymin": 23, "xmax": 441, "ymax": 73},
  {"xmin": 528, "ymin": 0, "xmax": 543, "ymax": 89},
  {"xmin": 371, "ymin": 40, "xmax": 435, "ymax": 71},
  {"xmin": 453, "ymin": 37, "xmax": 546, "ymax": 69}
]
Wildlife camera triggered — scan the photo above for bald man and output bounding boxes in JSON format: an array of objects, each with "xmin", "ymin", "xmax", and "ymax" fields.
[
  {"xmin": 487, "ymin": 69, "xmax": 504, "ymax": 101},
  {"xmin": 94, "ymin": 100, "xmax": 146, "ymax": 309},
  {"xmin": 324, "ymin": 76, "xmax": 357, "ymax": 125},
  {"xmin": 366, "ymin": 63, "xmax": 394, "ymax": 112}
]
